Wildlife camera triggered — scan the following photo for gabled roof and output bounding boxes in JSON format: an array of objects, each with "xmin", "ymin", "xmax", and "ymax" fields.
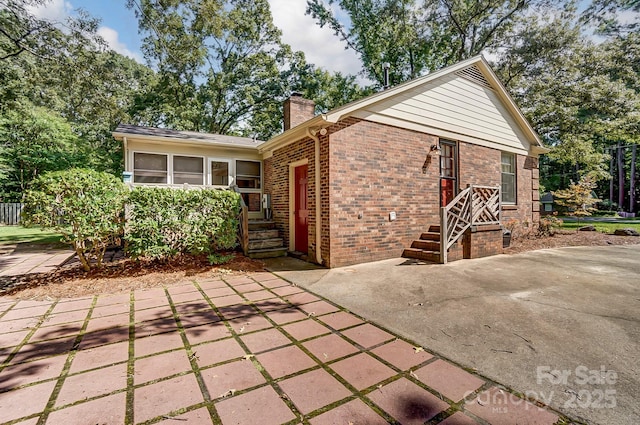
[
  {"xmin": 113, "ymin": 124, "xmax": 263, "ymax": 149},
  {"xmin": 258, "ymin": 55, "xmax": 547, "ymax": 155}
]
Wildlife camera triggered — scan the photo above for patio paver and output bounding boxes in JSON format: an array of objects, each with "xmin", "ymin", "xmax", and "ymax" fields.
[{"xmin": 0, "ymin": 269, "xmax": 566, "ymax": 425}]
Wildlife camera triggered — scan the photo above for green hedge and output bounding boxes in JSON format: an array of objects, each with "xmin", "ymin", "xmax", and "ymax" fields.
[
  {"xmin": 22, "ymin": 169, "xmax": 126, "ymax": 271},
  {"xmin": 125, "ymin": 187, "xmax": 240, "ymax": 260}
]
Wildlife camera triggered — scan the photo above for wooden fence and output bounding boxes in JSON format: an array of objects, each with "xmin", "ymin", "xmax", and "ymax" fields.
[{"xmin": 0, "ymin": 203, "xmax": 24, "ymax": 225}]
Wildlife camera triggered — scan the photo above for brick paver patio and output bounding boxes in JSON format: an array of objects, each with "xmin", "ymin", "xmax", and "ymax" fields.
[{"xmin": 0, "ymin": 271, "xmax": 562, "ymax": 424}]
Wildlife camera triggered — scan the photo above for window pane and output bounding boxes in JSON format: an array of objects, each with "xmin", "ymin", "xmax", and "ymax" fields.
[
  {"xmin": 501, "ymin": 174, "xmax": 516, "ymax": 203},
  {"xmin": 134, "ymin": 153, "xmax": 167, "ymax": 183},
  {"xmin": 211, "ymin": 161, "xmax": 229, "ymax": 186},
  {"xmin": 174, "ymin": 156, "xmax": 203, "ymax": 173},
  {"xmin": 134, "ymin": 153, "xmax": 167, "ymax": 171},
  {"xmin": 501, "ymin": 152, "xmax": 515, "ymax": 173},
  {"xmin": 237, "ymin": 177, "xmax": 261, "ymax": 189},
  {"xmin": 237, "ymin": 160, "xmax": 261, "ymax": 176}
]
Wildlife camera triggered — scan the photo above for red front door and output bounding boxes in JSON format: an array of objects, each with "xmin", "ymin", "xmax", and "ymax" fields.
[
  {"xmin": 440, "ymin": 140, "xmax": 457, "ymax": 207},
  {"xmin": 294, "ymin": 165, "xmax": 308, "ymax": 253}
]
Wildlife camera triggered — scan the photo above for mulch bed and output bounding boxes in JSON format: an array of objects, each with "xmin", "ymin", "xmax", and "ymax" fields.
[{"xmin": 2, "ymin": 230, "xmax": 638, "ymax": 300}]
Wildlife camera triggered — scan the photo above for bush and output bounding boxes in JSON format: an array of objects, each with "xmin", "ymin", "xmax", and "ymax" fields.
[
  {"xmin": 538, "ymin": 216, "xmax": 563, "ymax": 236},
  {"xmin": 125, "ymin": 187, "xmax": 240, "ymax": 260},
  {"xmin": 22, "ymin": 169, "xmax": 126, "ymax": 271}
]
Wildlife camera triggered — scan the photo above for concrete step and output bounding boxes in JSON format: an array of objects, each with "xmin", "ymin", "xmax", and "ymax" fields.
[
  {"xmin": 248, "ymin": 247, "xmax": 288, "ymax": 259},
  {"xmin": 402, "ymin": 248, "xmax": 440, "ymax": 263},
  {"xmin": 248, "ymin": 238, "xmax": 284, "ymax": 250},
  {"xmin": 248, "ymin": 229, "xmax": 279, "ymax": 240},
  {"xmin": 248, "ymin": 220, "xmax": 276, "ymax": 230},
  {"xmin": 411, "ymin": 240, "xmax": 440, "ymax": 251},
  {"xmin": 420, "ymin": 232, "xmax": 441, "ymax": 241}
]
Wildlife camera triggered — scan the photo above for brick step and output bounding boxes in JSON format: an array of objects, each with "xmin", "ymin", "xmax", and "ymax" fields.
[
  {"xmin": 428, "ymin": 225, "xmax": 441, "ymax": 233},
  {"xmin": 248, "ymin": 238, "xmax": 284, "ymax": 250},
  {"xmin": 402, "ymin": 248, "xmax": 440, "ymax": 263},
  {"xmin": 420, "ymin": 232, "xmax": 441, "ymax": 241},
  {"xmin": 411, "ymin": 240, "xmax": 440, "ymax": 251},
  {"xmin": 248, "ymin": 247, "xmax": 288, "ymax": 259},
  {"xmin": 248, "ymin": 220, "xmax": 276, "ymax": 230},
  {"xmin": 248, "ymin": 229, "xmax": 279, "ymax": 240}
]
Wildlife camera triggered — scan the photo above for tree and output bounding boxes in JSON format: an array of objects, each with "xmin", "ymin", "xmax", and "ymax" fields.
[
  {"xmin": 128, "ymin": 0, "xmax": 371, "ymax": 139},
  {"xmin": 22, "ymin": 169, "xmax": 126, "ymax": 271},
  {"xmin": 0, "ymin": 106, "xmax": 86, "ymax": 201},
  {"xmin": 494, "ymin": 5, "xmax": 640, "ymax": 192},
  {"xmin": 553, "ymin": 175, "xmax": 600, "ymax": 220},
  {"xmin": 306, "ymin": 0, "xmax": 559, "ymax": 87}
]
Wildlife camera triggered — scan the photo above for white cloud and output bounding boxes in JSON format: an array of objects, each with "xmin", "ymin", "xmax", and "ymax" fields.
[
  {"xmin": 26, "ymin": 0, "xmax": 72, "ymax": 21},
  {"xmin": 97, "ymin": 26, "xmax": 144, "ymax": 63},
  {"xmin": 269, "ymin": 0, "xmax": 363, "ymax": 79}
]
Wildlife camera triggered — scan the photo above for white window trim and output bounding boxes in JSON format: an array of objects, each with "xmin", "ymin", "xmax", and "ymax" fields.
[
  {"xmin": 173, "ymin": 154, "xmax": 206, "ymax": 186},
  {"xmin": 208, "ymin": 158, "xmax": 233, "ymax": 188},
  {"xmin": 501, "ymin": 152, "xmax": 517, "ymax": 205},
  {"xmin": 235, "ymin": 159, "xmax": 262, "ymax": 193},
  {"xmin": 132, "ymin": 151, "xmax": 169, "ymax": 185}
]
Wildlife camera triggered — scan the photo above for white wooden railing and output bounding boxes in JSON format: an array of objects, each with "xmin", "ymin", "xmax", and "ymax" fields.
[{"xmin": 440, "ymin": 185, "xmax": 500, "ymax": 263}]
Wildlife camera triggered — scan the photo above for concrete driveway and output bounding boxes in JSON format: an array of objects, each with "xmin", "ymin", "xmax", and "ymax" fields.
[{"xmin": 266, "ymin": 244, "xmax": 640, "ymax": 425}]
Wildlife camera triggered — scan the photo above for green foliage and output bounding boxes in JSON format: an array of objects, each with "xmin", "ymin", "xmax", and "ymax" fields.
[
  {"xmin": 125, "ymin": 187, "xmax": 240, "ymax": 260},
  {"xmin": 553, "ymin": 175, "xmax": 600, "ymax": 218},
  {"xmin": 127, "ymin": 0, "xmax": 367, "ymax": 139},
  {"xmin": 307, "ymin": 0, "xmax": 553, "ymax": 87},
  {"xmin": 538, "ymin": 216, "xmax": 563, "ymax": 236},
  {"xmin": 22, "ymin": 169, "xmax": 126, "ymax": 271},
  {"xmin": 0, "ymin": 105, "xmax": 89, "ymax": 201}
]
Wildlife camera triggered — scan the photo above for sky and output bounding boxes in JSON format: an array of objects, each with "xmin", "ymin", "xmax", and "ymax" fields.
[{"xmin": 27, "ymin": 0, "xmax": 363, "ymax": 77}]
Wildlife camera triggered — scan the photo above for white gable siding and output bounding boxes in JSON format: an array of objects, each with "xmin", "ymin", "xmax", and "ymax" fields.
[{"xmin": 353, "ymin": 72, "xmax": 532, "ymax": 154}]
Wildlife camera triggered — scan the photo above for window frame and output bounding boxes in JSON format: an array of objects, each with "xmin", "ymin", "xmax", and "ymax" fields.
[
  {"xmin": 132, "ymin": 151, "xmax": 169, "ymax": 184},
  {"xmin": 172, "ymin": 154, "xmax": 205, "ymax": 186},
  {"xmin": 208, "ymin": 158, "xmax": 232, "ymax": 187},
  {"xmin": 501, "ymin": 152, "xmax": 517, "ymax": 205}
]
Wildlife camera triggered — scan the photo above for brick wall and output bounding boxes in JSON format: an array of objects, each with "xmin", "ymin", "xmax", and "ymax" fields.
[
  {"xmin": 264, "ymin": 117, "xmax": 540, "ymax": 268},
  {"xmin": 463, "ymin": 225, "xmax": 503, "ymax": 259},
  {"xmin": 502, "ymin": 155, "xmax": 540, "ymax": 229},
  {"xmin": 327, "ymin": 118, "xmax": 439, "ymax": 267},
  {"xmin": 264, "ymin": 138, "xmax": 318, "ymax": 261},
  {"xmin": 283, "ymin": 96, "xmax": 315, "ymax": 131}
]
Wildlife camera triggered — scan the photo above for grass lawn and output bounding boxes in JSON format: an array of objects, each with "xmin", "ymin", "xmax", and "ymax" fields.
[
  {"xmin": 0, "ymin": 226, "xmax": 64, "ymax": 246},
  {"xmin": 561, "ymin": 220, "xmax": 640, "ymax": 233}
]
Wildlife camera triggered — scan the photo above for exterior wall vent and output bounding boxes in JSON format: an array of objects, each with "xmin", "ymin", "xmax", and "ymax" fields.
[{"xmin": 456, "ymin": 65, "xmax": 492, "ymax": 89}]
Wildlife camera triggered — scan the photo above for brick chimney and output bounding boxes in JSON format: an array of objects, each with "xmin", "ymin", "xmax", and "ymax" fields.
[{"xmin": 283, "ymin": 93, "xmax": 315, "ymax": 131}]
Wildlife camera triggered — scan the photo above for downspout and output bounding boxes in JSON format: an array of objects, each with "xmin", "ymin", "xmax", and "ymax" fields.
[
  {"xmin": 306, "ymin": 128, "xmax": 323, "ymax": 265},
  {"xmin": 123, "ymin": 136, "xmax": 128, "ymax": 170}
]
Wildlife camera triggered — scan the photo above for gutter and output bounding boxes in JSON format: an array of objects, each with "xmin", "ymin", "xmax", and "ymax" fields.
[{"xmin": 305, "ymin": 127, "xmax": 323, "ymax": 265}]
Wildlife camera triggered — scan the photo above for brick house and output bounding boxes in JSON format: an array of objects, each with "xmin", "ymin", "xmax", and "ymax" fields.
[{"xmin": 114, "ymin": 56, "xmax": 547, "ymax": 267}]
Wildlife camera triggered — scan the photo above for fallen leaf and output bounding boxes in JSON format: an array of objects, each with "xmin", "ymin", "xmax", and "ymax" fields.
[
  {"xmin": 239, "ymin": 326, "xmax": 245, "ymax": 333},
  {"xmin": 413, "ymin": 346, "xmax": 424, "ymax": 353},
  {"xmin": 242, "ymin": 354, "xmax": 254, "ymax": 361},
  {"xmin": 409, "ymin": 370, "xmax": 419, "ymax": 379}
]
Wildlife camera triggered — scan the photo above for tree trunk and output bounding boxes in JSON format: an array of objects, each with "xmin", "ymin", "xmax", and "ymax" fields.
[
  {"xmin": 609, "ymin": 148, "xmax": 614, "ymax": 205},
  {"xmin": 631, "ymin": 144, "xmax": 637, "ymax": 213},
  {"xmin": 618, "ymin": 142, "xmax": 625, "ymax": 209}
]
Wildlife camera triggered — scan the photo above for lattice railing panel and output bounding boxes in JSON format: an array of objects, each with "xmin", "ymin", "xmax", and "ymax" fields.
[
  {"xmin": 440, "ymin": 184, "xmax": 501, "ymax": 264},
  {"xmin": 471, "ymin": 186, "xmax": 500, "ymax": 225}
]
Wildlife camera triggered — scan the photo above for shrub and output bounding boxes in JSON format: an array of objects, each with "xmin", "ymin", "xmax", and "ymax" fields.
[
  {"xmin": 538, "ymin": 216, "xmax": 563, "ymax": 236},
  {"xmin": 125, "ymin": 187, "xmax": 240, "ymax": 260},
  {"xmin": 22, "ymin": 169, "xmax": 126, "ymax": 271}
]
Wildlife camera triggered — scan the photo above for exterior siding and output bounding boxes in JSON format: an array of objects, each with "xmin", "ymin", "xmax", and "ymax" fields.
[
  {"xmin": 327, "ymin": 118, "xmax": 439, "ymax": 268},
  {"xmin": 359, "ymin": 73, "xmax": 532, "ymax": 153}
]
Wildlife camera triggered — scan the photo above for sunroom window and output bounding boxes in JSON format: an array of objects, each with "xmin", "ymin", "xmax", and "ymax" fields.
[
  {"xmin": 173, "ymin": 156, "xmax": 204, "ymax": 185},
  {"xmin": 236, "ymin": 160, "xmax": 261, "ymax": 189},
  {"xmin": 133, "ymin": 153, "xmax": 168, "ymax": 184}
]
